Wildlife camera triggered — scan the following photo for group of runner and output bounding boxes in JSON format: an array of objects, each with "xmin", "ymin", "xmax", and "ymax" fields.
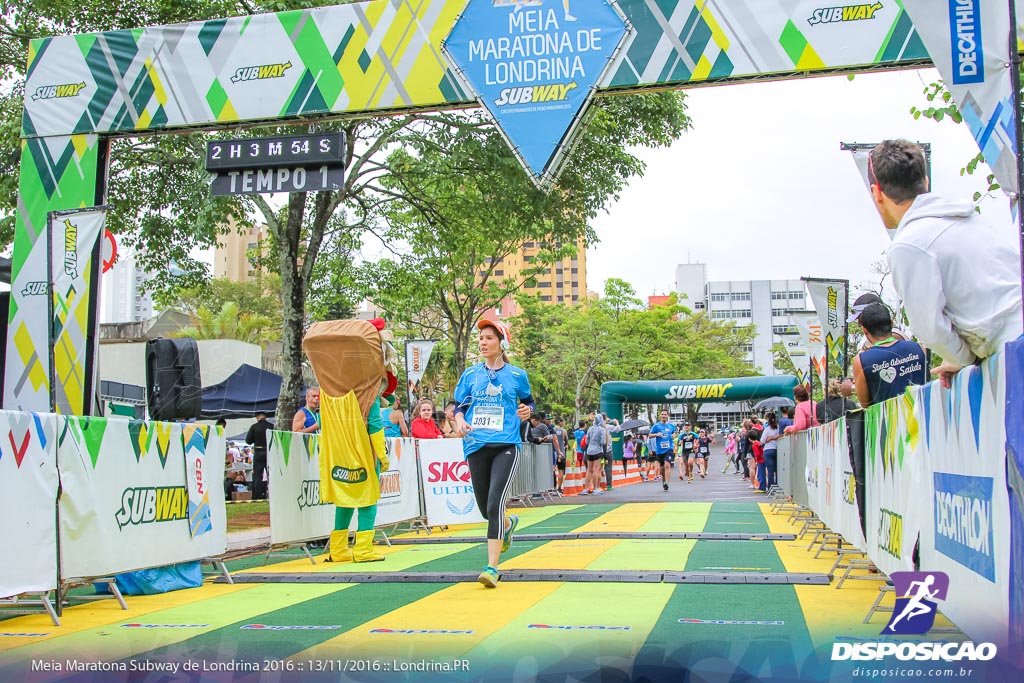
[{"xmin": 644, "ymin": 410, "xmax": 716, "ymax": 491}]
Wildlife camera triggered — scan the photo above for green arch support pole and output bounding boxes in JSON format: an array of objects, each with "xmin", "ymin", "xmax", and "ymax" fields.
[{"xmin": 598, "ymin": 376, "xmax": 798, "ymax": 458}]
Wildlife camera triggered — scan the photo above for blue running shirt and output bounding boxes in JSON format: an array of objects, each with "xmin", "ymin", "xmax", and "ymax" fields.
[
  {"xmin": 454, "ymin": 362, "xmax": 533, "ymax": 457},
  {"xmin": 648, "ymin": 421, "xmax": 676, "ymax": 455}
]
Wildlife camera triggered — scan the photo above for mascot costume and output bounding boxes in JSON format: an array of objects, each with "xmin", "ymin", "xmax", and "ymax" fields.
[{"xmin": 302, "ymin": 318, "xmax": 399, "ymax": 563}]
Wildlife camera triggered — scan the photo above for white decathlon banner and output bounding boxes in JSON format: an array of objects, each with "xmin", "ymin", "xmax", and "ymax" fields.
[
  {"xmin": 418, "ymin": 438, "xmax": 485, "ymax": 527},
  {"xmin": 57, "ymin": 417, "xmax": 226, "ymax": 579},
  {"xmin": 269, "ymin": 433, "xmax": 423, "ymax": 545},
  {"xmin": 903, "ymin": 0, "xmax": 1018, "ymax": 199},
  {"xmin": 0, "ymin": 410, "xmax": 59, "ymax": 596},
  {"xmin": 912, "ymin": 355, "xmax": 1011, "ymax": 647},
  {"xmin": 792, "ymin": 311, "xmax": 828, "ymax": 388},
  {"xmin": 803, "ymin": 278, "xmax": 848, "ymax": 372},
  {"xmin": 269, "ymin": 430, "xmax": 332, "ymax": 545},
  {"xmin": 864, "ymin": 394, "xmax": 926, "ymax": 577}
]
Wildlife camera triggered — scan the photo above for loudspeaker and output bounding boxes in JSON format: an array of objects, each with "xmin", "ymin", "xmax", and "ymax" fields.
[{"xmin": 145, "ymin": 338, "xmax": 203, "ymax": 421}]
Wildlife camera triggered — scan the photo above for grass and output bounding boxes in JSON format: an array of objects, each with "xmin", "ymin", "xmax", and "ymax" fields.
[{"xmin": 225, "ymin": 500, "xmax": 270, "ymax": 531}]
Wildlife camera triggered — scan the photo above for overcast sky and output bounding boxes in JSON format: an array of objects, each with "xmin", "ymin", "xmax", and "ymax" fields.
[{"xmin": 587, "ymin": 68, "xmax": 1017, "ymax": 302}]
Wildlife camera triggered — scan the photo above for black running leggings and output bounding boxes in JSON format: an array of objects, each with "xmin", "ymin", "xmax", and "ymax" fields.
[{"xmin": 467, "ymin": 444, "xmax": 520, "ymax": 540}]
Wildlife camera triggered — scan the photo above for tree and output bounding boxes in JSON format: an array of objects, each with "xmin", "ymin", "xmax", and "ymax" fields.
[
  {"xmin": 174, "ymin": 301, "xmax": 276, "ymax": 345},
  {"xmin": 164, "ymin": 275, "xmax": 283, "ymax": 334}
]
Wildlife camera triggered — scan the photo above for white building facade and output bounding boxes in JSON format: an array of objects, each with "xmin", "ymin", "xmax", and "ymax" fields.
[{"xmin": 101, "ymin": 250, "xmax": 155, "ymax": 324}]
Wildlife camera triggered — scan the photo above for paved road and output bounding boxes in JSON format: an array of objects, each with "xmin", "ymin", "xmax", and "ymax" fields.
[{"xmin": 555, "ymin": 441, "xmax": 764, "ymax": 505}]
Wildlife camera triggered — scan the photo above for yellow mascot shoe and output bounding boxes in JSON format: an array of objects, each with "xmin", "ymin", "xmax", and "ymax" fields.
[
  {"xmin": 324, "ymin": 529, "xmax": 352, "ymax": 564},
  {"xmin": 352, "ymin": 530, "xmax": 385, "ymax": 562}
]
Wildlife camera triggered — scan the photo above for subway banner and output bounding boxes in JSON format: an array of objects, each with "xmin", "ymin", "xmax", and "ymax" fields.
[
  {"xmin": 791, "ymin": 312, "xmax": 828, "ymax": 388},
  {"xmin": 863, "ymin": 393, "xmax": 925, "ymax": 577},
  {"xmin": 418, "ymin": 438, "xmax": 486, "ymax": 527},
  {"xmin": 268, "ymin": 432, "xmax": 421, "ymax": 545},
  {"xmin": 56, "ymin": 417, "xmax": 226, "ymax": 579},
  {"xmin": 0, "ymin": 410, "xmax": 59, "ymax": 597},
  {"xmin": 912, "ymin": 354, "xmax": 1011, "ymax": 647},
  {"xmin": 803, "ymin": 278, "xmax": 847, "ymax": 371}
]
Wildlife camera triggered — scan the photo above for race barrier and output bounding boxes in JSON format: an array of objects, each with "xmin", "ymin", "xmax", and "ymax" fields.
[
  {"xmin": 0, "ymin": 414, "xmax": 227, "ymax": 616},
  {"xmin": 777, "ymin": 339, "xmax": 1023, "ymax": 649}
]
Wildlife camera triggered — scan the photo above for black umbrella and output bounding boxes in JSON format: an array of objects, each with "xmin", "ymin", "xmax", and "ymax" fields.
[
  {"xmin": 753, "ymin": 396, "xmax": 795, "ymax": 411},
  {"xmin": 610, "ymin": 418, "xmax": 650, "ymax": 433}
]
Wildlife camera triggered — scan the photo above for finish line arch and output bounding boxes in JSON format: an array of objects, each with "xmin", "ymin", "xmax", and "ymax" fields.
[
  {"xmin": 599, "ymin": 375, "xmax": 798, "ymax": 457},
  {"xmin": 7, "ymin": 0, "xmax": 1014, "ymax": 413}
]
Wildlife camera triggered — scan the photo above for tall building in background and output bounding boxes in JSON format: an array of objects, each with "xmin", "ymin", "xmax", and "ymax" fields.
[
  {"xmin": 101, "ymin": 250, "xmax": 155, "ymax": 324},
  {"xmin": 491, "ymin": 237, "xmax": 588, "ymax": 318},
  {"xmin": 214, "ymin": 223, "xmax": 268, "ymax": 283}
]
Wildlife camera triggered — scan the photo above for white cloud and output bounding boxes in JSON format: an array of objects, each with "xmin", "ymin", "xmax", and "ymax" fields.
[{"xmin": 588, "ymin": 68, "xmax": 1015, "ymax": 300}]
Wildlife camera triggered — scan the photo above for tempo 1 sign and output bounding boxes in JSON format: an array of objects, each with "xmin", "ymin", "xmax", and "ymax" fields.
[{"xmin": 210, "ymin": 165, "xmax": 345, "ymax": 196}]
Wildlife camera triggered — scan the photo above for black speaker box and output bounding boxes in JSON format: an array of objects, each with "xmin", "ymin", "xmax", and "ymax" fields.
[{"xmin": 145, "ymin": 338, "xmax": 203, "ymax": 421}]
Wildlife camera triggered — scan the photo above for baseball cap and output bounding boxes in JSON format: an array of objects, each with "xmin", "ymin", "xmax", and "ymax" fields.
[
  {"xmin": 476, "ymin": 318, "xmax": 511, "ymax": 345},
  {"xmin": 847, "ymin": 292, "xmax": 882, "ymax": 323}
]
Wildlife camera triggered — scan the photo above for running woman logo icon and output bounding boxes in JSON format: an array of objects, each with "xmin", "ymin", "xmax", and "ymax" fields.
[{"xmin": 882, "ymin": 571, "xmax": 950, "ymax": 635}]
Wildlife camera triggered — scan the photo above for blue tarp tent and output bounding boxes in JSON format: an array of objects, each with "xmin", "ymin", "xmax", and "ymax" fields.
[{"xmin": 200, "ymin": 363, "xmax": 281, "ymax": 419}]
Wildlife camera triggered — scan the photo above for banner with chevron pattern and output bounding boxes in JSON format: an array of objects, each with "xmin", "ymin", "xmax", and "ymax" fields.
[
  {"xmin": 912, "ymin": 352, "xmax": 1011, "ymax": 648},
  {"xmin": 57, "ymin": 417, "xmax": 226, "ymax": 578},
  {"xmin": 0, "ymin": 410, "xmax": 59, "ymax": 597}
]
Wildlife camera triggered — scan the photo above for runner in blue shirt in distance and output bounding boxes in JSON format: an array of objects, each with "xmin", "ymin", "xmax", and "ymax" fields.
[{"xmin": 648, "ymin": 410, "xmax": 676, "ymax": 492}]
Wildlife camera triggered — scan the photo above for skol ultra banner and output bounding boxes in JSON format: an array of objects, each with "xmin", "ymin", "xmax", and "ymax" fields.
[
  {"xmin": 903, "ymin": 0, "xmax": 1018, "ymax": 199},
  {"xmin": 57, "ymin": 417, "xmax": 226, "ymax": 579},
  {"xmin": 912, "ymin": 355, "xmax": 1011, "ymax": 647},
  {"xmin": 864, "ymin": 392, "xmax": 926, "ymax": 577},
  {"xmin": 47, "ymin": 207, "xmax": 105, "ymax": 416},
  {"xmin": 803, "ymin": 278, "xmax": 848, "ymax": 371},
  {"xmin": 791, "ymin": 311, "xmax": 828, "ymax": 388},
  {"xmin": 0, "ymin": 410, "xmax": 59, "ymax": 597},
  {"xmin": 418, "ymin": 438, "xmax": 485, "ymax": 527}
]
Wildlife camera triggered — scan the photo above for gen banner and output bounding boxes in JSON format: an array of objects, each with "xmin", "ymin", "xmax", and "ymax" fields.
[
  {"xmin": 902, "ymin": 0, "xmax": 1018, "ymax": 199},
  {"xmin": 418, "ymin": 438, "xmax": 485, "ymax": 527},
  {"xmin": 0, "ymin": 410, "xmax": 59, "ymax": 597},
  {"xmin": 269, "ymin": 432, "xmax": 422, "ymax": 545},
  {"xmin": 803, "ymin": 278, "xmax": 848, "ymax": 372},
  {"xmin": 912, "ymin": 355, "xmax": 1011, "ymax": 646},
  {"xmin": 791, "ymin": 311, "xmax": 827, "ymax": 387},
  {"xmin": 779, "ymin": 333, "xmax": 810, "ymax": 388},
  {"xmin": 57, "ymin": 417, "xmax": 226, "ymax": 579},
  {"xmin": 863, "ymin": 394, "xmax": 925, "ymax": 577},
  {"xmin": 47, "ymin": 207, "xmax": 106, "ymax": 416}
]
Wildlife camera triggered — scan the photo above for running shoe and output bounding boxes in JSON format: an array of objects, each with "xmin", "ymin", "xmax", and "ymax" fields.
[
  {"xmin": 678, "ymin": 475, "xmax": 684, "ymax": 481},
  {"xmin": 478, "ymin": 565, "xmax": 500, "ymax": 588},
  {"xmin": 688, "ymin": 476, "xmax": 694, "ymax": 483},
  {"xmin": 593, "ymin": 490, "xmax": 604, "ymax": 495},
  {"xmin": 663, "ymin": 482, "xmax": 669, "ymax": 491},
  {"xmin": 579, "ymin": 490, "xmax": 590, "ymax": 496},
  {"xmin": 700, "ymin": 472, "xmax": 706, "ymax": 479},
  {"xmin": 754, "ymin": 490, "xmax": 767, "ymax": 495},
  {"xmin": 501, "ymin": 514, "xmax": 519, "ymax": 553}
]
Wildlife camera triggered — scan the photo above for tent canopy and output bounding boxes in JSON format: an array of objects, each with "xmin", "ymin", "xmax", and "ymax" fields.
[{"xmin": 201, "ymin": 363, "xmax": 281, "ymax": 419}]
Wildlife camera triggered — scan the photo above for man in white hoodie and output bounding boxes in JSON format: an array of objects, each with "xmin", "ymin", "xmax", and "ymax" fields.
[{"xmin": 868, "ymin": 139, "xmax": 1022, "ymax": 387}]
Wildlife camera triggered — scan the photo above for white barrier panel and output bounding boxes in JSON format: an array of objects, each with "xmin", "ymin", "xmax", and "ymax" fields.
[
  {"xmin": 0, "ymin": 411, "xmax": 59, "ymax": 596},
  {"xmin": 58, "ymin": 418, "xmax": 226, "ymax": 579},
  {"xmin": 418, "ymin": 439, "xmax": 485, "ymax": 527},
  {"xmin": 269, "ymin": 431, "xmax": 332, "ymax": 545},
  {"xmin": 913, "ymin": 355, "xmax": 1010, "ymax": 646},
  {"xmin": 269, "ymin": 433, "xmax": 423, "ymax": 545},
  {"xmin": 804, "ymin": 429, "xmax": 827, "ymax": 523},
  {"xmin": 827, "ymin": 418, "xmax": 865, "ymax": 551},
  {"xmin": 864, "ymin": 394, "xmax": 927, "ymax": 577}
]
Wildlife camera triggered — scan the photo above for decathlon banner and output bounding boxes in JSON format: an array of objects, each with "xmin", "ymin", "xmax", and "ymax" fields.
[
  {"xmin": 912, "ymin": 356, "xmax": 1011, "ymax": 646},
  {"xmin": 791, "ymin": 312, "xmax": 827, "ymax": 387},
  {"xmin": 864, "ymin": 393, "xmax": 926, "ymax": 577},
  {"xmin": 405, "ymin": 340, "xmax": 436, "ymax": 407},
  {"xmin": 0, "ymin": 411, "xmax": 59, "ymax": 597},
  {"xmin": 803, "ymin": 278, "xmax": 848, "ymax": 372},
  {"xmin": 779, "ymin": 333, "xmax": 810, "ymax": 388},
  {"xmin": 57, "ymin": 417, "xmax": 226, "ymax": 579},
  {"xmin": 418, "ymin": 438, "xmax": 486, "ymax": 527},
  {"xmin": 269, "ymin": 433, "xmax": 422, "ymax": 545},
  {"xmin": 47, "ymin": 207, "xmax": 106, "ymax": 416},
  {"xmin": 903, "ymin": 0, "xmax": 1018, "ymax": 199}
]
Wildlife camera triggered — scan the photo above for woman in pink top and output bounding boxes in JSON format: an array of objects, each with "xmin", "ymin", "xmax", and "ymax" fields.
[
  {"xmin": 410, "ymin": 399, "xmax": 445, "ymax": 439},
  {"xmin": 788, "ymin": 385, "xmax": 818, "ymax": 433}
]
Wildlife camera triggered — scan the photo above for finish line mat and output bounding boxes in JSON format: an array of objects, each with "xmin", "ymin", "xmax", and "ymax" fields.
[{"xmin": 0, "ymin": 502, "xmax": 1013, "ymax": 682}]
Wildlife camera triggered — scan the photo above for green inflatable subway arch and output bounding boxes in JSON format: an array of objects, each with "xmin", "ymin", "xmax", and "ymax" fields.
[{"xmin": 597, "ymin": 375, "xmax": 798, "ymax": 458}]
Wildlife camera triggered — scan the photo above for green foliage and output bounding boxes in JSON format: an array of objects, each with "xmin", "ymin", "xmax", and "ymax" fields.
[
  {"xmin": 162, "ymin": 275, "xmax": 283, "ymax": 336},
  {"xmin": 174, "ymin": 301, "xmax": 276, "ymax": 344},
  {"xmin": 513, "ymin": 281, "xmax": 755, "ymax": 425}
]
